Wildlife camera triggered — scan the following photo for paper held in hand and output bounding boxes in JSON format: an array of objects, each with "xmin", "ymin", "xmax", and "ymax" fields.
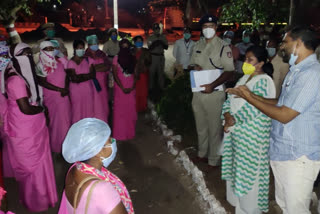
[{"xmin": 190, "ymin": 69, "xmax": 224, "ymax": 92}]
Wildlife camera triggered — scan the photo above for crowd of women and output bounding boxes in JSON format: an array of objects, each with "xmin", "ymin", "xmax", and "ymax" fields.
[
  {"xmin": 0, "ymin": 19, "xmax": 319, "ymax": 214},
  {"xmin": 0, "ymin": 27, "xmax": 151, "ymax": 212}
]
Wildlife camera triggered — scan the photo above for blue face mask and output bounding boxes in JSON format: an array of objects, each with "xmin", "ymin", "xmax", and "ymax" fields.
[
  {"xmin": 111, "ymin": 35, "xmax": 117, "ymax": 41},
  {"xmin": 135, "ymin": 41, "xmax": 143, "ymax": 48},
  {"xmin": 289, "ymin": 45, "xmax": 298, "ymax": 66},
  {"xmin": 101, "ymin": 138, "xmax": 117, "ymax": 168},
  {"xmin": 184, "ymin": 33, "xmax": 191, "ymax": 40},
  {"xmin": 90, "ymin": 45, "xmax": 99, "ymax": 52},
  {"xmin": 53, "ymin": 49, "xmax": 60, "ymax": 57}
]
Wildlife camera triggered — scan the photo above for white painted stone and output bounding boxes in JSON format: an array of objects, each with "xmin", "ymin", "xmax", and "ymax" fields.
[
  {"xmin": 170, "ymin": 135, "xmax": 182, "ymax": 142},
  {"xmin": 163, "ymin": 129, "xmax": 173, "ymax": 137}
]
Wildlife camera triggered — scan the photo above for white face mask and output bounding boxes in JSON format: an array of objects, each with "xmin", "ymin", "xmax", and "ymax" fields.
[
  {"xmin": 266, "ymin": 47, "xmax": 276, "ymax": 57},
  {"xmin": 202, "ymin": 28, "xmax": 216, "ymax": 39},
  {"xmin": 100, "ymin": 138, "xmax": 117, "ymax": 168},
  {"xmin": 44, "ymin": 50, "xmax": 55, "ymax": 58},
  {"xmin": 76, "ymin": 49, "xmax": 85, "ymax": 57},
  {"xmin": 289, "ymin": 44, "xmax": 298, "ymax": 66}
]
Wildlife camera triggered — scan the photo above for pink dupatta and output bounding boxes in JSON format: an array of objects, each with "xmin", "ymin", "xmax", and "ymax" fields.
[{"xmin": 76, "ymin": 162, "xmax": 134, "ymax": 214}]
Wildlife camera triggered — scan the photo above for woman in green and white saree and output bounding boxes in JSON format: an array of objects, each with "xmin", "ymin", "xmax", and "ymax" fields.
[{"xmin": 221, "ymin": 45, "xmax": 276, "ymax": 214}]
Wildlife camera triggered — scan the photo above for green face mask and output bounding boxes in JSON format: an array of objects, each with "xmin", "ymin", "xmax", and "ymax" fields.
[
  {"xmin": 243, "ymin": 36, "xmax": 250, "ymax": 43},
  {"xmin": 47, "ymin": 30, "xmax": 55, "ymax": 38}
]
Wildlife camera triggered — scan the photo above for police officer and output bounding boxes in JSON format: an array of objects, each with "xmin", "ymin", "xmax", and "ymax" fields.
[
  {"xmin": 103, "ymin": 28, "xmax": 120, "ymax": 62},
  {"xmin": 189, "ymin": 15, "xmax": 234, "ymax": 168},
  {"xmin": 147, "ymin": 23, "xmax": 168, "ymax": 91},
  {"xmin": 32, "ymin": 23, "xmax": 67, "ymax": 56}
]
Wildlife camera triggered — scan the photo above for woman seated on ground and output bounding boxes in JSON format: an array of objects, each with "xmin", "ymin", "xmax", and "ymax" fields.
[
  {"xmin": 58, "ymin": 118, "xmax": 134, "ymax": 214},
  {"xmin": 221, "ymin": 45, "xmax": 276, "ymax": 214}
]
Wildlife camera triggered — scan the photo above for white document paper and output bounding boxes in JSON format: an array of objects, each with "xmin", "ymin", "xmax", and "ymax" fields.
[{"xmin": 190, "ymin": 69, "xmax": 224, "ymax": 92}]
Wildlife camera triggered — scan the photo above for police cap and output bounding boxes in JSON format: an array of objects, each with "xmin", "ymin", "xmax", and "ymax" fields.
[
  {"xmin": 183, "ymin": 27, "xmax": 192, "ymax": 33},
  {"xmin": 152, "ymin": 23, "xmax": 160, "ymax": 30},
  {"xmin": 42, "ymin": 22, "xmax": 55, "ymax": 30},
  {"xmin": 199, "ymin": 15, "xmax": 218, "ymax": 26}
]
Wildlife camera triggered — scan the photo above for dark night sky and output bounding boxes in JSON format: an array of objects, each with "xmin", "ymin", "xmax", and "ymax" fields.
[
  {"xmin": 117, "ymin": 0, "xmax": 148, "ymax": 9},
  {"xmin": 114, "ymin": 0, "xmax": 148, "ymax": 13},
  {"xmin": 62, "ymin": 0, "xmax": 149, "ymax": 14}
]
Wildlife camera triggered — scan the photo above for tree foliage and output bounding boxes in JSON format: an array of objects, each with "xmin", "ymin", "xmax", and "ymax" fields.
[
  {"xmin": 148, "ymin": 0, "xmax": 209, "ymax": 25},
  {"xmin": 0, "ymin": 0, "xmax": 29, "ymax": 23},
  {"xmin": 0, "ymin": 0, "xmax": 62, "ymax": 24},
  {"xmin": 156, "ymin": 73, "xmax": 195, "ymax": 133},
  {"xmin": 220, "ymin": 0, "xmax": 290, "ymax": 29}
]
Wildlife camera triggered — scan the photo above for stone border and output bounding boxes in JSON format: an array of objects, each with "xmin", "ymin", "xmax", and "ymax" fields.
[{"xmin": 148, "ymin": 101, "xmax": 227, "ymax": 214}]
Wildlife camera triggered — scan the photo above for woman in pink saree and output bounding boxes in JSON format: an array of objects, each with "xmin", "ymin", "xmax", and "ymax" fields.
[
  {"xmin": 67, "ymin": 40, "xmax": 95, "ymax": 124},
  {"xmin": 0, "ymin": 45, "xmax": 12, "ymax": 178},
  {"xmin": 36, "ymin": 41, "xmax": 71, "ymax": 153},
  {"xmin": 85, "ymin": 35, "xmax": 111, "ymax": 123},
  {"xmin": 3, "ymin": 43, "xmax": 57, "ymax": 212},
  {"xmin": 58, "ymin": 118, "xmax": 134, "ymax": 214},
  {"xmin": 112, "ymin": 39, "xmax": 137, "ymax": 141}
]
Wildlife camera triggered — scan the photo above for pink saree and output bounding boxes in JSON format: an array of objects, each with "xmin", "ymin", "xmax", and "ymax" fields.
[{"xmin": 4, "ymin": 72, "xmax": 57, "ymax": 212}]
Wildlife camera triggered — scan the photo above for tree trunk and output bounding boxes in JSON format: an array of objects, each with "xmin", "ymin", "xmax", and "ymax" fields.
[
  {"xmin": 184, "ymin": 0, "xmax": 191, "ymax": 26},
  {"xmin": 105, "ymin": 0, "xmax": 109, "ymax": 19},
  {"xmin": 197, "ymin": 0, "xmax": 208, "ymax": 14},
  {"xmin": 289, "ymin": 0, "xmax": 295, "ymax": 25}
]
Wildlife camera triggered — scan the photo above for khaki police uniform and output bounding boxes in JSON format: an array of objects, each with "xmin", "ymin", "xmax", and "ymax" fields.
[
  {"xmin": 103, "ymin": 40, "xmax": 120, "ymax": 58},
  {"xmin": 147, "ymin": 33, "xmax": 168, "ymax": 89},
  {"xmin": 271, "ymin": 54, "xmax": 289, "ymax": 98},
  {"xmin": 190, "ymin": 36, "xmax": 234, "ymax": 166}
]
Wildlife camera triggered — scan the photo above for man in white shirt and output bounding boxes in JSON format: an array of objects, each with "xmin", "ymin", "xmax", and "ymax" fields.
[
  {"xmin": 235, "ymin": 30, "xmax": 254, "ymax": 74},
  {"xmin": 266, "ymin": 38, "xmax": 289, "ymax": 98},
  {"xmin": 159, "ymin": 21, "xmax": 164, "ymax": 34},
  {"xmin": 172, "ymin": 27, "xmax": 195, "ymax": 76}
]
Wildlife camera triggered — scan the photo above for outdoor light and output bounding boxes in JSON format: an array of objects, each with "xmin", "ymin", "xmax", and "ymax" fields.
[
  {"xmin": 114, "ymin": 0, "xmax": 118, "ymax": 29},
  {"xmin": 53, "ymin": 4, "xmax": 57, "ymax": 9}
]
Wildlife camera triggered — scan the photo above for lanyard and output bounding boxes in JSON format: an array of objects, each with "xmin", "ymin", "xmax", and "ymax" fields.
[{"xmin": 184, "ymin": 40, "xmax": 191, "ymax": 54}]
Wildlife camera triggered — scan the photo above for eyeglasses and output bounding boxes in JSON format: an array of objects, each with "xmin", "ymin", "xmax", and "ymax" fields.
[{"xmin": 103, "ymin": 138, "xmax": 115, "ymax": 148}]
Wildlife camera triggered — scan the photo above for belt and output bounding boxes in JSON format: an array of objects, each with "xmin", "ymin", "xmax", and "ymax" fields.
[
  {"xmin": 151, "ymin": 53, "xmax": 164, "ymax": 56},
  {"xmin": 108, "ymin": 55, "xmax": 115, "ymax": 58}
]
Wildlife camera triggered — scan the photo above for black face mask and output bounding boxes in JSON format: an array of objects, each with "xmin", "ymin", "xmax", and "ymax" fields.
[{"xmin": 118, "ymin": 47, "xmax": 135, "ymax": 74}]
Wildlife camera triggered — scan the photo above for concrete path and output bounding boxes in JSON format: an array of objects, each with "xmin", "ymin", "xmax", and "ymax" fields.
[{"xmin": 3, "ymin": 112, "xmax": 204, "ymax": 214}]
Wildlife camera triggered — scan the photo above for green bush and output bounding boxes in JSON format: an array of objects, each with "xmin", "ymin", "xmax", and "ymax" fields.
[{"xmin": 156, "ymin": 73, "xmax": 195, "ymax": 133}]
